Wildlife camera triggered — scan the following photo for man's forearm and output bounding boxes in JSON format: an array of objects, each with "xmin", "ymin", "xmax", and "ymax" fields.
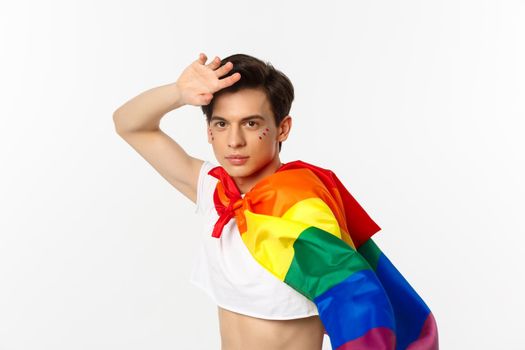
[{"xmin": 113, "ymin": 82, "xmax": 184, "ymax": 133}]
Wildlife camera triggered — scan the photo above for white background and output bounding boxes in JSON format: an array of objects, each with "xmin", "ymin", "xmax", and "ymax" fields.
[{"xmin": 1, "ymin": 1, "xmax": 524, "ymax": 349}]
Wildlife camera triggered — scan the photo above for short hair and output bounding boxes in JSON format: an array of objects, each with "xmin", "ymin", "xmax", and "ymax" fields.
[{"xmin": 201, "ymin": 53, "xmax": 294, "ymax": 152}]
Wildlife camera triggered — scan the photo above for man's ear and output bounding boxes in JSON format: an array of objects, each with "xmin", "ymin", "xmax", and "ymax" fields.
[{"xmin": 278, "ymin": 115, "xmax": 292, "ymax": 142}]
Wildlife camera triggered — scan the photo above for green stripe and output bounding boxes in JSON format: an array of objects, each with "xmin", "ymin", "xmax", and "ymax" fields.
[
  {"xmin": 357, "ymin": 238, "xmax": 382, "ymax": 271},
  {"xmin": 284, "ymin": 226, "xmax": 373, "ymax": 300}
]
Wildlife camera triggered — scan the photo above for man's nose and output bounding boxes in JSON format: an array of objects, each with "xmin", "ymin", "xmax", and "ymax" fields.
[{"xmin": 228, "ymin": 125, "xmax": 246, "ymax": 148}]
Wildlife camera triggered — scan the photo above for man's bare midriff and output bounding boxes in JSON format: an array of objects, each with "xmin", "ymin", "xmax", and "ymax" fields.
[{"xmin": 217, "ymin": 306, "xmax": 325, "ymax": 350}]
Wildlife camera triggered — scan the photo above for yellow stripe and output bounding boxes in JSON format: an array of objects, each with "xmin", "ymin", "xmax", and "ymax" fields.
[
  {"xmin": 282, "ymin": 197, "xmax": 343, "ymax": 239},
  {"xmin": 241, "ymin": 197, "xmax": 345, "ymax": 281}
]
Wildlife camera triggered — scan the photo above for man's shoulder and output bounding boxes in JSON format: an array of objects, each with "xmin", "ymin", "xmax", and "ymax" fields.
[
  {"xmin": 282, "ymin": 159, "xmax": 335, "ymax": 174},
  {"xmin": 200, "ymin": 160, "xmax": 220, "ymax": 176},
  {"xmin": 279, "ymin": 160, "xmax": 337, "ymax": 186}
]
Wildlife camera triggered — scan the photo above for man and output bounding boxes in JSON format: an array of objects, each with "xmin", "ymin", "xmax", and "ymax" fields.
[{"xmin": 113, "ymin": 53, "xmax": 326, "ymax": 349}]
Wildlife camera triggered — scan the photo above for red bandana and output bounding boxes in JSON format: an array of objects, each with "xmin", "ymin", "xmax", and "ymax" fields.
[{"xmin": 206, "ymin": 162, "xmax": 288, "ymax": 238}]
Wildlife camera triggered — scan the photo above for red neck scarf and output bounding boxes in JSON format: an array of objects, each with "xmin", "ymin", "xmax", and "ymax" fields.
[{"xmin": 207, "ymin": 162, "xmax": 288, "ymax": 238}]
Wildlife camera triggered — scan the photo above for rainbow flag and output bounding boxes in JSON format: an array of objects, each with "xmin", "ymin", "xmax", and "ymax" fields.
[{"xmin": 208, "ymin": 160, "xmax": 438, "ymax": 350}]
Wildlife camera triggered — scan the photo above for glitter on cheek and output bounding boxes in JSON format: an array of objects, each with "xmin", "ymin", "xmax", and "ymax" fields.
[{"xmin": 259, "ymin": 127, "xmax": 270, "ymax": 140}]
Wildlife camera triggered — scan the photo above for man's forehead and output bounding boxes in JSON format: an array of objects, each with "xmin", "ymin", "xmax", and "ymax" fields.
[{"xmin": 211, "ymin": 88, "xmax": 272, "ymax": 120}]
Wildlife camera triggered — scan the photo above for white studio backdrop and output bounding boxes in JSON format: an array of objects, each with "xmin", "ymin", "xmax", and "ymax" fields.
[{"xmin": 1, "ymin": 1, "xmax": 524, "ymax": 349}]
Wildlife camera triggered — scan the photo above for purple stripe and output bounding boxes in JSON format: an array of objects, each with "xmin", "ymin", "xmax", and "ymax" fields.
[{"xmin": 406, "ymin": 312, "xmax": 439, "ymax": 350}]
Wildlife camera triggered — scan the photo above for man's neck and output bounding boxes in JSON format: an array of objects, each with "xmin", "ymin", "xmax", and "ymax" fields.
[{"xmin": 234, "ymin": 157, "xmax": 283, "ymax": 194}]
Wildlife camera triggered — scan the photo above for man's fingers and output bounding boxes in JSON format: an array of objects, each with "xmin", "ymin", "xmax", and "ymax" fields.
[
  {"xmin": 195, "ymin": 54, "xmax": 240, "ymax": 92},
  {"xmin": 214, "ymin": 61, "xmax": 234, "ymax": 77},
  {"xmin": 207, "ymin": 56, "xmax": 222, "ymax": 70},
  {"xmin": 198, "ymin": 53, "xmax": 207, "ymax": 65},
  {"xmin": 218, "ymin": 72, "xmax": 241, "ymax": 90}
]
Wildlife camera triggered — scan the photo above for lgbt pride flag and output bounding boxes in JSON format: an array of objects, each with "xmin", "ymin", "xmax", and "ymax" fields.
[{"xmin": 208, "ymin": 160, "xmax": 438, "ymax": 350}]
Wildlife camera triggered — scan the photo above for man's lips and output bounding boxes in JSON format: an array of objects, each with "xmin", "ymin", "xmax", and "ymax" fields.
[
  {"xmin": 225, "ymin": 155, "xmax": 249, "ymax": 159},
  {"xmin": 226, "ymin": 155, "xmax": 249, "ymax": 165}
]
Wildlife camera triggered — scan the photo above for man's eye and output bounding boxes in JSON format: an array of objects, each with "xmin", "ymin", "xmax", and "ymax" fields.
[
  {"xmin": 215, "ymin": 121, "xmax": 226, "ymax": 127},
  {"xmin": 247, "ymin": 121, "xmax": 259, "ymax": 127}
]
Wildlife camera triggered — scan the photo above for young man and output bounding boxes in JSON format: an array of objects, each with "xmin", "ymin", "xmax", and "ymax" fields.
[
  {"xmin": 113, "ymin": 53, "xmax": 326, "ymax": 349},
  {"xmin": 113, "ymin": 53, "xmax": 438, "ymax": 350}
]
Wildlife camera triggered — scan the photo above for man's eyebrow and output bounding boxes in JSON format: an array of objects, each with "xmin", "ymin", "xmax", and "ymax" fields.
[{"xmin": 210, "ymin": 115, "xmax": 266, "ymax": 123}]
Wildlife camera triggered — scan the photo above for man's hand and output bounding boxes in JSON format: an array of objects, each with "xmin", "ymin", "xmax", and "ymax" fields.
[{"xmin": 175, "ymin": 53, "xmax": 241, "ymax": 107}]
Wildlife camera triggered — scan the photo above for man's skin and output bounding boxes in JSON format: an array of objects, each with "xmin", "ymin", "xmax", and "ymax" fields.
[{"xmin": 113, "ymin": 53, "xmax": 326, "ymax": 349}]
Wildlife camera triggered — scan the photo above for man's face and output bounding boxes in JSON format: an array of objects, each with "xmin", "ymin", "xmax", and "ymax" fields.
[{"xmin": 207, "ymin": 88, "xmax": 290, "ymax": 184}]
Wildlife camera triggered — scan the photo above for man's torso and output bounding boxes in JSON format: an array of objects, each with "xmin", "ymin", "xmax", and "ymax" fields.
[{"xmin": 217, "ymin": 306, "xmax": 325, "ymax": 350}]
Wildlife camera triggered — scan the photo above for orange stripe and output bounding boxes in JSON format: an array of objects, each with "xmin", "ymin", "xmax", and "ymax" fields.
[{"xmin": 218, "ymin": 168, "xmax": 355, "ymax": 247}]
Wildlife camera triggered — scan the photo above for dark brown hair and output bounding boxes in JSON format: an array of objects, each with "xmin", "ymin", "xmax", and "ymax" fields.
[{"xmin": 201, "ymin": 53, "xmax": 294, "ymax": 152}]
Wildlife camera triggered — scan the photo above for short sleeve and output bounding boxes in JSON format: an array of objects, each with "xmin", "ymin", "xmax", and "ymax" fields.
[{"xmin": 195, "ymin": 160, "xmax": 219, "ymax": 215}]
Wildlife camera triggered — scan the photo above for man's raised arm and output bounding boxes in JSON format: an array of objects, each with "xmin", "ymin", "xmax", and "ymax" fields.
[{"xmin": 112, "ymin": 53, "xmax": 241, "ymax": 203}]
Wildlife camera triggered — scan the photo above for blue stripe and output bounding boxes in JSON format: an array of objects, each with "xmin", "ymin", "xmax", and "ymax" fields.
[
  {"xmin": 375, "ymin": 253, "xmax": 431, "ymax": 350},
  {"xmin": 314, "ymin": 269, "xmax": 395, "ymax": 349}
]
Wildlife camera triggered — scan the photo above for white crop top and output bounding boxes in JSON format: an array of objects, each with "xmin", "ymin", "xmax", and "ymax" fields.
[{"xmin": 189, "ymin": 160, "xmax": 319, "ymax": 320}]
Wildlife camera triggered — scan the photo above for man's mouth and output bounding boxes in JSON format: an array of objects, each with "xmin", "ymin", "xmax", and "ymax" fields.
[
  {"xmin": 226, "ymin": 155, "xmax": 249, "ymax": 165},
  {"xmin": 226, "ymin": 155, "xmax": 249, "ymax": 159}
]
